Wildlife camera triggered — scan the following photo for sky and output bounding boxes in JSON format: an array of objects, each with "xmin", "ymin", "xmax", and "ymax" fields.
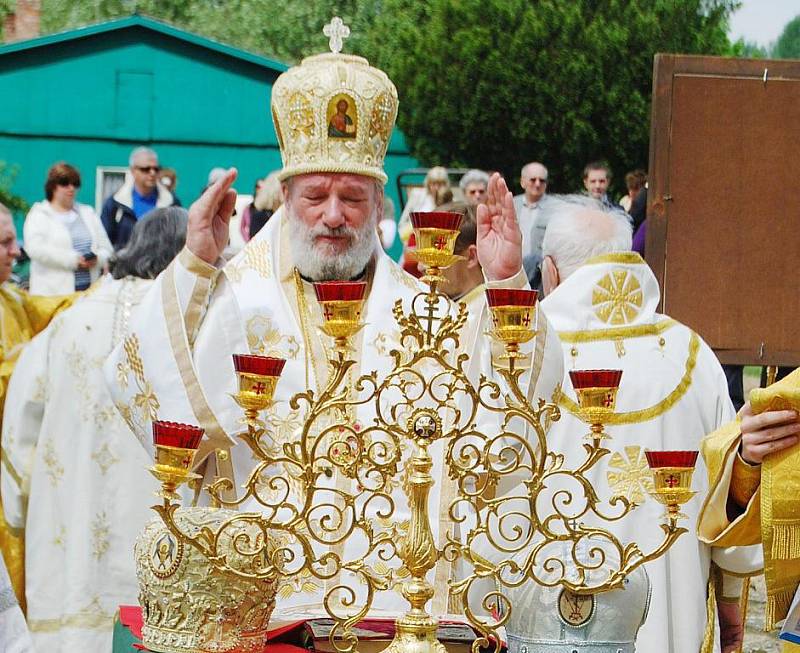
[{"xmin": 728, "ymin": 0, "xmax": 799, "ymax": 46}]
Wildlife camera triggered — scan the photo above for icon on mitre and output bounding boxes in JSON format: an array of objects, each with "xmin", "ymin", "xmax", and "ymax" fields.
[{"xmin": 327, "ymin": 94, "xmax": 358, "ymax": 139}]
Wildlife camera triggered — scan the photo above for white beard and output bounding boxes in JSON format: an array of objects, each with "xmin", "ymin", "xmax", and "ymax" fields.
[{"xmin": 287, "ymin": 209, "xmax": 377, "ymax": 281}]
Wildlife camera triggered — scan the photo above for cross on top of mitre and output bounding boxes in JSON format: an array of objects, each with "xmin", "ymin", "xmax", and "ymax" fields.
[{"xmin": 324, "ymin": 16, "xmax": 350, "ymax": 54}]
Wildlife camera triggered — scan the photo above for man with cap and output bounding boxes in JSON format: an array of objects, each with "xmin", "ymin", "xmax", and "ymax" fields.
[{"xmin": 105, "ymin": 21, "xmax": 563, "ymax": 617}]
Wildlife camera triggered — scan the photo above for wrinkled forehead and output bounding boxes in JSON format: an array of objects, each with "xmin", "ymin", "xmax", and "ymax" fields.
[
  {"xmin": 524, "ymin": 164, "xmax": 547, "ymax": 180},
  {"xmin": 287, "ymin": 173, "xmax": 378, "ymax": 197},
  {"xmin": 587, "ymin": 169, "xmax": 608, "ymax": 181}
]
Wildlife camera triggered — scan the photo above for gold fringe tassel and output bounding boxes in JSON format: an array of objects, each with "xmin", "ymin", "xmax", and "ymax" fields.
[
  {"xmin": 771, "ymin": 522, "xmax": 800, "ymax": 559},
  {"xmin": 766, "ymin": 588, "xmax": 795, "ymax": 631}
]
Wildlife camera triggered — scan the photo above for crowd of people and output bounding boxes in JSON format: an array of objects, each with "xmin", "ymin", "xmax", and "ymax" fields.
[{"xmin": 0, "ymin": 50, "xmax": 792, "ymax": 653}]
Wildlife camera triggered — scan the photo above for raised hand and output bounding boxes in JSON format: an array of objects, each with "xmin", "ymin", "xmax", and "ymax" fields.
[
  {"xmin": 476, "ymin": 172, "xmax": 523, "ymax": 281},
  {"xmin": 739, "ymin": 402, "xmax": 800, "ymax": 464},
  {"xmin": 186, "ymin": 168, "xmax": 238, "ymax": 264}
]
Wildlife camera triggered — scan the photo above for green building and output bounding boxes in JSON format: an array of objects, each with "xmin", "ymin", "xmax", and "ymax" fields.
[{"xmin": 0, "ymin": 14, "xmax": 418, "ymax": 252}]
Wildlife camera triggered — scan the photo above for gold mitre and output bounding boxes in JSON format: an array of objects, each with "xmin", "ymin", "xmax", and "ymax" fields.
[
  {"xmin": 135, "ymin": 507, "xmax": 279, "ymax": 653},
  {"xmin": 271, "ymin": 17, "xmax": 399, "ymax": 183}
]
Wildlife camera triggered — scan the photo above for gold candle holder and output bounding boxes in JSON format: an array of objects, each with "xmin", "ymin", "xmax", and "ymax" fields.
[
  {"xmin": 149, "ymin": 420, "xmax": 204, "ymax": 501},
  {"xmin": 410, "ymin": 211, "xmax": 463, "ymax": 285},
  {"xmin": 568, "ymin": 369, "xmax": 623, "ymax": 444},
  {"xmin": 314, "ymin": 281, "xmax": 367, "ymax": 349},
  {"xmin": 646, "ymin": 450, "xmax": 698, "ymax": 522},
  {"xmin": 486, "ymin": 288, "xmax": 538, "ymax": 360},
  {"xmin": 232, "ymin": 354, "xmax": 286, "ymax": 418}
]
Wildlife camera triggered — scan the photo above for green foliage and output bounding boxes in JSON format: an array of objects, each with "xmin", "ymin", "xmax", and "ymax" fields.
[
  {"xmin": 363, "ymin": 0, "xmax": 738, "ymax": 192},
  {"xmin": 773, "ymin": 15, "xmax": 800, "ymax": 60},
  {"xmin": 40, "ymin": 0, "xmax": 379, "ymax": 63},
  {"xmin": 730, "ymin": 39, "xmax": 769, "ymax": 59},
  {"xmin": 0, "ymin": 162, "xmax": 29, "ymax": 215}
]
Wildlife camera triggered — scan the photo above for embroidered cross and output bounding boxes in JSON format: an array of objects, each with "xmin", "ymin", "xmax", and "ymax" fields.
[
  {"xmin": 252, "ymin": 382, "xmax": 267, "ymax": 395},
  {"xmin": 602, "ymin": 392, "xmax": 614, "ymax": 408},
  {"xmin": 323, "ymin": 305, "xmax": 335, "ymax": 321},
  {"xmin": 433, "ymin": 235, "xmax": 449, "ymax": 251},
  {"xmin": 664, "ymin": 474, "xmax": 680, "ymax": 488},
  {"xmin": 323, "ymin": 17, "xmax": 350, "ymax": 54},
  {"xmin": 521, "ymin": 311, "xmax": 532, "ymax": 327}
]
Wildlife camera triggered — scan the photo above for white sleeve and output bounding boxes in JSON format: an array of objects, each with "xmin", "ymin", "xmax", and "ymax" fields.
[
  {"xmin": 1, "ymin": 329, "xmax": 50, "ymax": 530},
  {"xmin": 22, "ymin": 208, "xmax": 80, "ymax": 271}
]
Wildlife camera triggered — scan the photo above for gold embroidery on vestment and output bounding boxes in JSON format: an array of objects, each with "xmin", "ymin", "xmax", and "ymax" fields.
[{"xmin": 559, "ymin": 332, "xmax": 700, "ymax": 424}]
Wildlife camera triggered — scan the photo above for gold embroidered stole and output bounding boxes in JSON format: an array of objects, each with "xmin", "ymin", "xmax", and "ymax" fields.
[{"xmin": 749, "ymin": 368, "xmax": 800, "ymax": 628}]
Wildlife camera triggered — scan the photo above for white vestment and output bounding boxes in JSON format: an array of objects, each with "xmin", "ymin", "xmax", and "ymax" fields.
[
  {"xmin": 0, "ymin": 551, "xmax": 33, "ymax": 653},
  {"xmin": 104, "ymin": 209, "xmax": 563, "ymax": 617},
  {"xmin": 1, "ymin": 277, "xmax": 157, "ymax": 652},
  {"xmin": 539, "ymin": 252, "xmax": 761, "ymax": 653}
]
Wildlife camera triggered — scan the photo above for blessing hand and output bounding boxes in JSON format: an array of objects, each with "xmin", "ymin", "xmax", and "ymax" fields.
[
  {"xmin": 476, "ymin": 173, "xmax": 523, "ymax": 281},
  {"xmin": 186, "ymin": 168, "xmax": 238, "ymax": 264}
]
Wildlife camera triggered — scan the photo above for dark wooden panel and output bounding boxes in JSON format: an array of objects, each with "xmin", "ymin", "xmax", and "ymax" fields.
[{"xmin": 647, "ymin": 55, "xmax": 800, "ymax": 366}]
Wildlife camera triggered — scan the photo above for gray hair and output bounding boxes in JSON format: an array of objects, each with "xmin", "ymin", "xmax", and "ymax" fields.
[
  {"xmin": 129, "ymin": 146, "xmax": 159, "ymax": 167},
  {"xmin": 541, "ymin": 195, "xmax": 632, "ymax": 281},
  {"xmin": 459, "ymin": 168, "xmax": 489, "ymax": 191},
  {"xmin": 111, "ymin": 207, "xmax": 188, "ymax": 279}
]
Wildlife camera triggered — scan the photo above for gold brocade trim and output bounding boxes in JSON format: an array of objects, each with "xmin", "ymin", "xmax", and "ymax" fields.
[
  {"xmin": 184, "ymin": 275, "xmax": 213, "ymax": 348},
  {"xmin": 161, "ymin": 263, "xmax": 236, "ymax": 497},
  {"xmin": 178, "ymin": 247, "xmax": 218, "ymax": 279},
  {"xmin": 767, "ymin": 589, "xmax": 795, "ymax": 632},
  {"xmin": 28, "ymin": 610, "xmax": 114, "ymax": 633},
  {"xmin": 559, "ymin": 332, "xmax": 700, "ymax": 425},
  {"xmin": 771, "ymin": 521, "xmax": 800, "ymax": 559},
  {"xmin": 557, "ymin": 319, "xmax": 677, "ymax": 344},
  {"xmin": 0, "ymin": 447, "xmax": 22, "ymax": 488},
  {"xmin": 584, "ymin": 252, "xmax": 645, "ymax": 266},
  {"xmin": 700, "ymin": 572, "xmax": 716, "ymax": 653}
]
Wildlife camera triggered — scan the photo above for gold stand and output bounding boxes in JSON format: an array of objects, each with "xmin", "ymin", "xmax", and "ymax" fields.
[{"xmin": 147, "ymin": 211, "xmax": 699, "ymax": 653}]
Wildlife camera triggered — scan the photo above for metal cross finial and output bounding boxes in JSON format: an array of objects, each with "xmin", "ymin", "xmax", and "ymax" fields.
[{"xmin": 323, "ymin": 16, "xmax": 350, "ymax": 54}]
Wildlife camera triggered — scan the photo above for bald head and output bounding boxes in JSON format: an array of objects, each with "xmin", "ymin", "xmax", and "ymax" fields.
[
  {"xmin": 0, "ymin": 206, "xmax": 21, "ymax": 283},
  {"xmin": 520, "ymin": 162, "xmax": 548, "ymax": 203},
  {"xmin": 540, "ymin": 197, "xmax": 632, "ymax": 294}
]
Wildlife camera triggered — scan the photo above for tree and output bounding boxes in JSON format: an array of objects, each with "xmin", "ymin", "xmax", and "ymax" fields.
[
  {"xmin": 773, "ymin": 15, "xmax": 800, "ymax": 60},
  {"xmin": 39, "ymin": 0, "xmax": 381, "ymax": 64},
  {"xmin": 363, "ymin": 0, "xmax": 739, "ymax": 193}
]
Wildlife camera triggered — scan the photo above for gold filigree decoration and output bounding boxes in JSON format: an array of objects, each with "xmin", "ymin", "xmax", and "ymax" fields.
[
  {"xmin": 246, "ymin": 315, "xmax": 299, "ymax": 359},
  {"xmin": 287, "ymin": 91, "xmax": 314, "ymax": 137},
  {"xmin": 370, "ymin": 92, "xmax": 396, "ymax": 140},
  {"xmin": 91, "ymin": 442, "xmax": 120, "ymax": 475},
  {"xmin": 42, "ymin": 440, "xmax": 64, "ymax": 486},
  {"xmin": 607, "ymin": 446, "xmax": 654, "ymax": 505},
  {"xmin": 91, "ymin": 511, "xmax": 111, "ymax": 560},
  {"xmin": 277, "ymin": 567, "xmax": 322, "ymax": 599},
  {"xmin": 560, "ymin": 332, "xmax": 700, "ymax": 425},
  {"xmin": 592, "ymin": 270, "xmax": 643, "ymax": 325},
  {"xmin": 116, "ymin": 334, "xmax": 160, "ymax": 434},
  {"xmin": 227, "ymin": 241, "xmax": 273, "ymax": 284}
]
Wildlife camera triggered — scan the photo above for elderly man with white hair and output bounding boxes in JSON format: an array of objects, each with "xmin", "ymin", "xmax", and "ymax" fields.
[
  {"xmin": 105, "ymin": 34, "xmax": 563, "ymax": 619},
  {"xmin": 538, "ymin": 197, "xmax": 761, "ymax": 653},
  {"xmin": 100, "ymin": 145, "xmax": 180, "ymax": 249},
  {"xmin": 459, "ymin": 168, "xmax": 489, "ymax": 206}
]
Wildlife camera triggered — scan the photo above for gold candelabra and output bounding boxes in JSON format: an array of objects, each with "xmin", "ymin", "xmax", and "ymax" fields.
[{"xmin": 147, "ymin": 210, "xmax": 698, "ymax": 653}]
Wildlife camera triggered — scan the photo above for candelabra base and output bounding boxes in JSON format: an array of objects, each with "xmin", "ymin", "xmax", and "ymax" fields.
[{"xmin": 384, "ymin": 612, "xmax": 448, "ymax": 653}]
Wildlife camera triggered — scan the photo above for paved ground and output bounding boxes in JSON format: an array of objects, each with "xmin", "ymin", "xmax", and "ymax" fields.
[{"xmin": 743, "ymin": 575, "xmax": 782, "ymax": 652}]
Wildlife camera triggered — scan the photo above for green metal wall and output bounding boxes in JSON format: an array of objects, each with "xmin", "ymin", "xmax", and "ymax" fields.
[{"xmin": 0, "ymin": 22, "xmax": 418, "ymax": 259}]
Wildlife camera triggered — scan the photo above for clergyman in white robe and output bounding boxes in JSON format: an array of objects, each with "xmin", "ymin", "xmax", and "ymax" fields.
[
  {"xmin": 1, "ymin": 277, "xmax": 161, "ymax": 651},
  {"xmin": 540, "ymin": 248, "xmax": 762, "ymax": 653},
  {"xmin": 104, "ymin": 206, "xmax": 564, "ymax": 618}
]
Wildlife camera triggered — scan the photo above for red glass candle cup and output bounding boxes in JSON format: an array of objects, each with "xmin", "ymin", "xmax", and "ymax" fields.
[
  {"xmin": 645, "ymin": 450, "xmax": 699, "ymax": 469},
  {"xmin": 152, "ymin": 420, "xmax": 204, "ymax": 450},
  {"xmin": 568, "ymin": 369, "xmax": 623, "ymax": 390},
  {"xmin": 410, "ymin": 211, "xmax": 463, "ymax": 231},
  {"xmin": 485, "ymin": 288, "xmax": 539, "ymax": 308},
  {"xmin": 232, "ymin": 354, "xmax": 286, "ymax": 377},
  {"xmin": 313, "ymin": 281, "xmax": 367, "ymax": 303}
]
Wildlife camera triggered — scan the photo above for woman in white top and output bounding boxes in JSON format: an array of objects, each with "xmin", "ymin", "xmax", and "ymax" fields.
[{"xmin": 23, "ymin": 162, "xmax": 113, "ymax": 295}]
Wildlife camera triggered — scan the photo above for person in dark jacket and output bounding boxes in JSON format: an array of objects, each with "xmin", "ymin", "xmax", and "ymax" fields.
[{"xmin": 100, "ymin": 146, "xmax": 180, "ymax": 249}]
